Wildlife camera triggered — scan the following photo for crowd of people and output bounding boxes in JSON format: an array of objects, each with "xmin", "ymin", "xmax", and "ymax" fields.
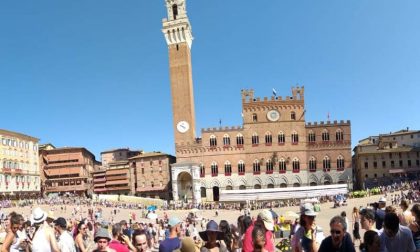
[{"xmin": 0, "ymin": 179, "xmax": 419, "ymax": 251}]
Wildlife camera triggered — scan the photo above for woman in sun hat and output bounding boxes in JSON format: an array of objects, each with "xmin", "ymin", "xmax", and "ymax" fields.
[{"xmin": 199, "ymin": 220, "xmax": 227, "ymax": 252}]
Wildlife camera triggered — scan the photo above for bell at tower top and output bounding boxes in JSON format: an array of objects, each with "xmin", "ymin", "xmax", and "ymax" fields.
[
  {"xmin": 165, "ymin": 0, "xmax": 187, "ymax": 21},
  {"xmin": 162, "ymin": 0, "xmax": 193, "ymax": 48}
]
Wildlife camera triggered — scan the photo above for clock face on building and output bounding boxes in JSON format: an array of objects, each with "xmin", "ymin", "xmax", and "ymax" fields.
[
  {"xmin": 267, "ymin": 110, "xmax": 280, "ymax": 122},
  {"xmin": 176, "ymin": 121, "xmax": 190, "ymax": 133}
]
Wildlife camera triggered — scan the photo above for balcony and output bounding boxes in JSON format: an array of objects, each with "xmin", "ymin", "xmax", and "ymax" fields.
[
  {"xmin": 45, "ymin": 183, "xmax": 88, "ymax": 192},
  {"xmin": 266, "ymin": 170, "xmax": 273, "ymax": 174},
  {"xmin": 93, "ymin": 177, "xmax": 106, "ymax": 183},
  {"xmin": 106, "ymin": 175, "xmax": 128, "ymax": 181}
]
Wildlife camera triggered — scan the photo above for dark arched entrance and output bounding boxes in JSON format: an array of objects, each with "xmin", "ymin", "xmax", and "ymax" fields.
[{"xmin": 213, "ymin": 186, "xmax": 219, "ymax": 201}]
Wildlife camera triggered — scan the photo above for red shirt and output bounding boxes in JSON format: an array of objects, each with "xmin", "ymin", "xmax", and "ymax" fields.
[
  {"xmin": 242, "ymin": 223, "xmax": 275, "ymax": 252},
  {"xmin": 109, "ymin": 240, "xmax": 130, "ymax": 252}
]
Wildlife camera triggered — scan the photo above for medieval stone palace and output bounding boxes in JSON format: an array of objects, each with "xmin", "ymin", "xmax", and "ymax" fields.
[{"xmin": 162, "ymin": 0, "xmax": 352, "ymax": 203}]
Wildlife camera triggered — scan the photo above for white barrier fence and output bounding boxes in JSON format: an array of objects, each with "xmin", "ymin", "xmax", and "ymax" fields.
[{"xmin": 219, "ymin": 184, "xmax": 348, "ymax": 202}]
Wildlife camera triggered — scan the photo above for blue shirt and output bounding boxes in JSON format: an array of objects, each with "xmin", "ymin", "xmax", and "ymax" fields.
[{"xmin": 159, "ymin": 237, "xmax": 181, "ymax": 252}]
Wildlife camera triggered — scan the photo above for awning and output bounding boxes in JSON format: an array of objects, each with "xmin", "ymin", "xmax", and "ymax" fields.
[
  {"xmin": 136, "ymin": 186, "xmax": 166, "ymax": 192},
  {"xmin": 105, "ymin": 180, "xmax": 129, "ymax": 186}
]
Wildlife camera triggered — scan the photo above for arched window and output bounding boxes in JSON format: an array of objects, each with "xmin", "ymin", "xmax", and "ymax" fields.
[
  {"xmin": 309, "ymin": 157, "xmax": 317, "ymax": 172},
  {"xmin": 253, "ymin": 160, "xmax": 260, "ymax": 174},
  {"xmin": 278, "ymin": 131, "xmax": 285, "ymax": 144},
  {"xmin": 224, "ymin": 161, "xmax": 232, "ymax": 176},
  {"xmin": 211, "ymin": 162, "xmax": 218, "ymax": 177},
  {"xmin": 265, "ymin": 132, "xmax": 272, "ymax": 145},
  {"xmin": 200, "ymin": 164, "xmax": 205, "ymax": 177},
  {"xmin": 291, "ymin": 131, "xmax": 299, "ymax": 144},
  {"xmin": 308, "ymin": 131, "xmax": 316, "ymax": 143},
  {"xmin": 336, "ymin": 129, "xmax": 344, "ymax": 142},
  {"xmin": 337, "ymin": 156, "xmax": 345, "ymax": 171},
  {"xmin": 322, "ymin": 129, "xmax": 330, "ymax": 142},
  {"xmin": 279, "ymin": 158, "xmax": 286, "ymax": 173},
  {"xmin": 323, "ymin": 156, "xmax": 331, "ymax": 171},
  {"xmin": 238, "ymin": 160, "xmax": 245, "ymax": 175},
  {"xmin": 292, "ymin": 158, "xmax": 300, "ymax": 173},
  {"xmin": 266, "ymin": 159, "xmax": 273, "ymax": 174},
  {"xmin": 223, "ymin": 134, "xmax": 231, "ymax": 146},
  {"xmin": 291, "ymin": 111, "xmax": 296, "ymax": 120},
  {"xmin": 252, "ymin": 133, "xmax": 259, "ymax": 146},
  {"xmin": 210, "ymin": 135, "xmax": 217, "ymax": 147},
  {"xmin": 252, "ymin": 113, "xmax": 258, "ymax": 122},
  {"xmin": 236, "ymin": 134, "xmax": 244, "ymax": 146}
]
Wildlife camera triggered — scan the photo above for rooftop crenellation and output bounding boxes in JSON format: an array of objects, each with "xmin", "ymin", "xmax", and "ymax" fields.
[
  {"xmin": 306, "ymin": 120, "xmax": 351, "ymax": 127},
  {"xmin": 241, "ymin": 86, "xmax": 305, "ymax": 105},
  {"xmin": 201, "ymin": 126, "xmax": 243, "ymax": 133}
]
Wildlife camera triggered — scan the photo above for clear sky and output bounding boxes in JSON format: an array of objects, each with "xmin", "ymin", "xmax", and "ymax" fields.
[{"xmin": 1, "ymin": 1, "xmax": 419, "ymax": 160}]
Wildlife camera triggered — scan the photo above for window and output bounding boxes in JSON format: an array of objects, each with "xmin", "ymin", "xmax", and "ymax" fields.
[
  {"xmin": 210, "ymin": 135, "xmax": 217, "ymax": 147},
  {"xmin": 391, "ymin": 161, "xmax": 395, "ymax": 168},
  {"xmin": 279, "ymin": 159, "xmax": 286, "ymax": 173},
  {"xmin": 278, "ymin": 132, "xmax": 285, "ymax": 144},
  {"xmin": 292, "ymin": 158, "xmax": 300, "ymax": 173},
  {"xmin": 223, "ymin": 134, "xmax": 231, "ymax": 146},
  {"xmin": 399, "ymin": 160, "xmax": 403, "ymax": 167},
  {"xmin": 365, "ymin": 174, "xmax": 368, "ymax": 178},
  {"xmin": 336, "ymin": 130, "xmax": 344, "ymax": 141},
  {"xmin": 322, "ymin": 129, "xmax": 330, "ymax": 142},
  {"xmin": 238, "ymin": 161, "xmax": 245, "ymax": 175},
  {"xmin": 252, "ymin": 133, "xmax": 259, "ymax": 146},
  {"xmin": 389, "ymin": 153, "xmax": 392, "ymax": 158},
  {"xmin": 266, "ymin": 160, "xmax": 273, "ymax": 174},
  {"xmin": 291, "ymin": 131, "xmax": 299, "ymax": 144},
  {"xmin": 408, "ymin": 160, "xmax": 412, "ymax": 167},
  {"xmin": 265, "ymin": 132, "xmax": 272, "ymax": 145},
  {"xmin": 416, "ymin": 160, "xmax": 419, "ymax": 166},
  {"xmin": 252, "ymin": 114, "xmax": 258, "ymax": 122},
  {"xmin": 308, "ymin": 131, "xmax": 316, "ymax": 143},
  {"xmin": 364, "ymin": 162, "xmax": 369, "ymax": 169},
  {"xmin": 398, "ymin": 153, "xmax": 402, "ymax": 159},
  {"xmin": 382, "ymin": 161, "xmax": 386, "ymax": 168},
  {"xmin": 373, "ymin": 161, "xmax": 378, "ymax": 169},
  {"xmin": 141, "ymin": 168, "xmax": 144, "ymax": 174},
  {"xmin": 200, "ymin": 164, "xmax": 205, "ymax": 177},
  {"xmin": 224, "ymin": 161, "xmax": 232, "ymax": 176},
  {"xmin": 211, "ymin": 162, "xmax": 218, "ymax": 177},
  {"xmin": 291, "ymin": 111, "xmax": 296, "ymax": 120},
  {"xmin": 323, "ymin": 156, "xmax": 331, "ymax": 172},
  {"xmin": 309, "ymin": 157, "xmax": 317, "ymax": 172},
  {"xmin": 337, "ymin": 156, "xmax": 345, "ymax": 171},
  {"xmin": 236, "ymin": 134, "xmax": 244, "ymax": 146},
  {"xmin": 253, "ymin": 160, "xmax": 260, "ymax": 174}
]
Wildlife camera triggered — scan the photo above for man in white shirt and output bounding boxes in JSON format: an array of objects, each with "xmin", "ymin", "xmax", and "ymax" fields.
[
  {"xmin": 379, "ymin": 212, "xmax": 415, "ymax": 252},
  {"xmin": 53, "ymin": 217, "xmax": 76, "ymax": 252}
]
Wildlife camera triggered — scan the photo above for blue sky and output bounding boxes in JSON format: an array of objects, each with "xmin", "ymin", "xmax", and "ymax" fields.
[{"xmin": 1, "ymin": 1, "xmax": 419, "ymax": 159}]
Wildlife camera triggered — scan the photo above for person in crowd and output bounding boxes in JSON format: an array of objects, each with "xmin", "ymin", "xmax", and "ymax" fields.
[
  {"xmin": 132, "ymin": 229, "xmax": 151, "ymax": 252},
  {"xmin": 375, "ymin": 197, "xmax": 386, "ymax": 230},
  {"xmin": 229, "ymin": 224, "xmax": 241, "ymax": 252},
  {"xmin": 318, "ymin": 215, "xmax": 355, "ymax": 252},
  {"xmin": 251, "ymin": 226, "xmax": 267, "ymax": 252},
  {"xmin": 242, "ymin": 210, "xmax": 275, "ymax": 252},
  {"xmin": 292, "ymin": 203, "xmax": 324, "ymax": 252},
  {"xmin": 399, "ymin": 199, "xmax": 413, "ymax": 226},
  {"xmin": 409, "ymin": 203, "xmax": 420, "ymax": 250},
  {"xmin": 75, "ymin": 221, "xmax": 90, "ymax": 252},
  {"xmin": 159, "ymin": 217, "xmax": 182, "ymax": 252},
  {"xmin": 359, "ymin": 208, "xmax": 378, "ymax": 232},
  {"xmin": 93, "ymin": 228, "xmax": 115, "ymax": 252},
  {"xmin": 199, "ymin": 220, "xmax": 227, "ymax": 252},
  {"xmin": 351, "ymin": 207, "xmax": 361, "ymax": 245},
  {"xmin": 53, "ymin": 217, "xmax": 76, "ymax": 252},
  {"xmin": 219, "ymin": 220, "xmax": 232, "ymax": 252},
  {"xmin": 175, "ymin": 237, "xmax": 198, "ymax": 252},
  {"xmin": 109, "ymin": 223, "xmax": 135, "ymax": 252},
  {"xmin": 1, "ymin": 213, "xmax": 27, "ymax": 252},
  {"xmin": 380, "ymin": 212, "xmax": 415, "ymax": 252},
  {"xmin": 359, "ymin": 230, "xmax": 380, "ymax": 252},
  {"xmin": 30, "ymin": 207, "xmax": 60, "ymax": 252}
]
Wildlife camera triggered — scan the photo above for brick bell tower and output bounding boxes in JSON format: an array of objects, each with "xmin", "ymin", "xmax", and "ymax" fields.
[{"xmin": 162, "ymin": 0, "xmax": 196, "ymax": 147}]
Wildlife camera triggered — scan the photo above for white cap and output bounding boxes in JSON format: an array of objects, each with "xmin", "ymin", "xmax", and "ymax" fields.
[{"xmin": 379, "ymin": 197, "xmax": 386, "ymax": 203}]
